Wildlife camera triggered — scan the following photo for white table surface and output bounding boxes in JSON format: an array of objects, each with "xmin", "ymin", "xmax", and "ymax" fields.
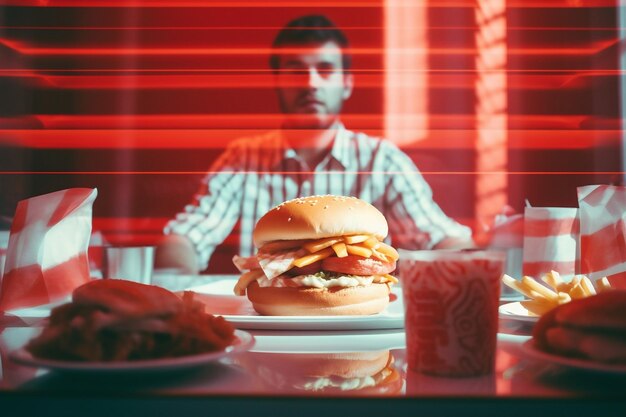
[{"xmin": 1, "ymin": 274, "xmax": 625, "ymax": 417}]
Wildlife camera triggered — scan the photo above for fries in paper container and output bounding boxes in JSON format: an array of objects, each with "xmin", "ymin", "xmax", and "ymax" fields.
[{"xmin": 502, "ymin": 271, "xmax": 612, "ymax": 316}]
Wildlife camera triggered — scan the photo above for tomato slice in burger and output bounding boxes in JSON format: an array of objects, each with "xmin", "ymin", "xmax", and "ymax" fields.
[
  {"xmin": 322, "ymin": 255, "xmax": 396, "ymax": 276},
  {"xmin": 286, "ymin": 260, "xmax": 323, "ymax": 276}
]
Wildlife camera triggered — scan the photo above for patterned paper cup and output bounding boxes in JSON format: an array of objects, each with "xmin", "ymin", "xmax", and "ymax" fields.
[{"xmin": 399, "ymin": 249, "xmax": 504, "ymax": 377}]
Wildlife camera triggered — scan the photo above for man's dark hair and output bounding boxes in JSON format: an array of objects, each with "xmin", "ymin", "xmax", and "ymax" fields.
[{"xmin": 269, "ymin": 15, "xmax": 352, "ymax": 72}]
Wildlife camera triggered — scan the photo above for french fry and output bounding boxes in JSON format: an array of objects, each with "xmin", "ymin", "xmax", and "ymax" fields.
[
  {"xmin": 579, "ymin": 275, "xmax": 596, "ymax": 296},
  {"xmin": 331, "ymin": 242, "xmax": 348, "ymax": 258},
  {"xmin": 303, "ymin": 237, "xmax": 343, "ymax": 253},
  {"xmin": 382, "ymin": 274, "xmax": 399, "ymax": 284},
  {"xmin": 596, "ymin": 277, "xmax": 612, "ymax": 293},
  {"xmin": 521, "ymin": 276, "xmax": 559, "ymax": 302},
  {"xmin": 541, "ymin": 270, "xmax": 563, "ymax": 291},
  {"xmin": 345, "ymin": 244, "xmax": 373, "ymax": 258},
  {"xmin": 568, "ymin": 282, "xmax": 588, "ymax": 299},
  {"xmin": 502, "ymin": 275, "xmax": 541, "ymax": 300},
  {"xmin": 557, "ymin": 292, "xmax": 572, "ymax": 304},
  {"xmin": 343, "ymin": 235, "xmax": 371, "ymax": 244},
  {"xmin": 374, "ymin": 274, "xmax": 399, "ymax": 284},
  {"xmin": 375, "ymin": 242, "xmax": 400, "ymax": 261},
  {"xmin": 502, "ymin": 270, "xmax": 613, "ymax": 318},
  {"xmin": 293, "ymin": 248, "xmax": 334, "ymax": 267},
  {"xmin": 371, "ymin": 248, "xmax": 390, "ymax": 263},
  {"xmin": 556, "ymin": 275, "xmax": 580, "ymax": 294},
  {"xmin": 362, "ymin": 237, "xmax": 380, "ymax": 249},
  {"xmin": 521, "ymin": 299, "xmax": 557, "ymax": 317},
  {"xmin": 234, "ymin": 270, "xmax": 265, "ymax": 296}
]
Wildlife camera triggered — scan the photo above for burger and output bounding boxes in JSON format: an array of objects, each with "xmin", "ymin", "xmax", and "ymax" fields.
[
  {"xmin": 532, "ymin": 290, "xmax": 626, "ymax": 364},
  {"xmin": 26, "ymin": 279, "xmax": 236, "ymax": 361},
  {"xmin": 233, "ymin": 195, "xmax": 398, "ymax": 316},
  {"xmin": 238, "ymin": 350, "xmax": 403, "ymax": 396}
]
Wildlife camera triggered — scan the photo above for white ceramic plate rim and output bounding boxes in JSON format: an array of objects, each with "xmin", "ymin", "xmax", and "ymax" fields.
[
  {"xmin": 498, "ymin": 301, "xmax": 539, "ymax": 323},
  {"xmin": 10, "ymin": 329, "xmax": 254, "ymax": 373},
  {"xmin": 499, "ymin": 293, "xmax": 525, "ymax": 302},
  {"xmin": 520, "ymin": 339, "xmax": 626, "ymax": 374}
]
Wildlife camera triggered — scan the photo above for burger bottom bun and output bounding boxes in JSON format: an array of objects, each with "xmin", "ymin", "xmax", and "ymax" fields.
[{"xmin": 246, "ymin": 281, "xmax": 390, "ymax": 316}]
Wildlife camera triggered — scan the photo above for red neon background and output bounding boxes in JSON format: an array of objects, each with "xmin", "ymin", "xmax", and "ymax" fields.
[{"xmin": 0, "ymin": 0, "xmax": 622, "ymax": 273}]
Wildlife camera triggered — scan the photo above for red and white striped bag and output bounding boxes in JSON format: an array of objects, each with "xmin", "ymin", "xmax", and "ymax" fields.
[
  {"xmin": 522, "ymin": 207, "xmax": 579, "ymax": 280},
  {"xmin": 578, "ymin": 185, "xmax": 626, "ymax": 287},
  {"xmin": 0, "ymin": 188, "xmax": 97, "ymax": 311}
]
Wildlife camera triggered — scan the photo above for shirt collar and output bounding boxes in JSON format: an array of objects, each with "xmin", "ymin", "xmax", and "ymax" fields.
[
  {"xmin": 275, "ymin": 121, "xmax": 351, "ymax": 171},
  {"xmin": 328, "ymin": 122, "xmax": 351, "ymax": 170}
]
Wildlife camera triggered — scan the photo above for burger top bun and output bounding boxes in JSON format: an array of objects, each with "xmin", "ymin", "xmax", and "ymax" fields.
[
  {"xmin": 554, "ymin": 290, "xmax": 626, "ymax": 331},
  {"xmin": 253, "ymin": 195, "xmax": 388, "ymax": 248},
  {"xmin": 72, "ymin": 279, "xmax": 182, "ymax": 318}
]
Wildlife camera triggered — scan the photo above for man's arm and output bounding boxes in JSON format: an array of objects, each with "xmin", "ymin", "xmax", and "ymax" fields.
[
  {"xmin": 156, "ymin": 141, "xmax": 247, "ymax": 273},
  {"xmin": 433, "ymin": 235, "xmax": 475, "ymax": 250},
  {"xmin": 154, "ymin": 234, "xmax": 199, "ymax": 275},
  {"xmin": 381, "ymin": 141, "xmax": 473, "ymax": 250}
]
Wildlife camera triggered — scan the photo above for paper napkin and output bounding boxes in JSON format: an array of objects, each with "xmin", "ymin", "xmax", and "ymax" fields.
[{"xmin": 0, "ymin": 188, "xmax": 98, "ymax": 311}]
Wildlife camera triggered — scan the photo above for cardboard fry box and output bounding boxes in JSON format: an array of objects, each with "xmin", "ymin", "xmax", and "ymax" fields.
[
  {"xmin": 481, "ymin": 208, "xmax": 524, "ymax": 286},
  {"xmin": 522, "ymin": 207, "xmax": 579, "ymax": 280},
  {"xmin": 578, "ymin": 185, "xmax": 626, "ymax": 287}
]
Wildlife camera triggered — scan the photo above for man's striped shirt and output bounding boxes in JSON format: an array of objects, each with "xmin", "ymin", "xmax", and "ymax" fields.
[{"xmin": 165, "ymin": 124, "xmax": 471, "ymax": 271}]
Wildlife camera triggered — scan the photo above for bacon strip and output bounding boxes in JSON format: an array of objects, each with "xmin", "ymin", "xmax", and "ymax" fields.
[{"xmin": 257, "ymin": 248, "xmax": 307, "ymax": 279}]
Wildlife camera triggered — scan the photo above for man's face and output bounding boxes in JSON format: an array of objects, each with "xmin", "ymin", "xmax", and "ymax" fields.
[{"xmin": 275, "ymin": 41, "xmax": 353, "ymax": 129}]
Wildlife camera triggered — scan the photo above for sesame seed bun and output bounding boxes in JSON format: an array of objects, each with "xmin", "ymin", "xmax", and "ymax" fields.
[{"xmin": 252, "ymin": 195, "xmax": 388, "ymax": 248}]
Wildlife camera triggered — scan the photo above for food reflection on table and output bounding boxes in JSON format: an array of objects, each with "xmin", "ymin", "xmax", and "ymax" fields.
[{"xmin": 236, "ymin": 350, "xmax": 403, "ymax": 396}]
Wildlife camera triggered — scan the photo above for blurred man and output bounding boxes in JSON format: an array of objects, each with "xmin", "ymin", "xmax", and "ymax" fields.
[{"xmin": 156, "ymin": 14, "xmax": 472, "ymax": 274}]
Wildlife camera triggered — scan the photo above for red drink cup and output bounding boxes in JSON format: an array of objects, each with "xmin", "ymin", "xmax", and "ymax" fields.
[{"xmin": 399, "ymin": 250, "xmax": 504, "ymax": 377}]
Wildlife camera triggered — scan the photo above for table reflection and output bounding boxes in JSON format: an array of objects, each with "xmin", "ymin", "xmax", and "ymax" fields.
[{"xmin": 236, "ymin": 350, "xmax": 404, "ymax": 396}]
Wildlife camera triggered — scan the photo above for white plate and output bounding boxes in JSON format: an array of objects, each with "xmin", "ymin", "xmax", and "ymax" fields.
[
  {"xmin": 186, "ymin": 278, "xmax": 405, "ymax": 330},
  {"xmin": 499, "ymin": 292, "xmax": 525, "ymax": 302},
  {"xmin": 10, "ymin": 329, "xmax": 254, "ymax": 373},
  {"xmin": 520, "ymin": 339, "xmax": 626, "ymax": 374},
  {"xmin": 498, "ymin": 301, "xmax": 538, "ymax": 323}
]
